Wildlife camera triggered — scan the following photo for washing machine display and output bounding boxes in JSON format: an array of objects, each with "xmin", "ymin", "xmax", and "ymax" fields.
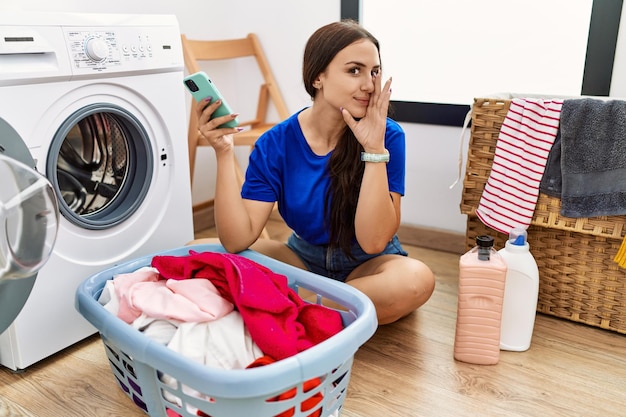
[
  {"xmin": 49, "ymin": 104, "xmax": 152, "ymax": 229},
  {"xmin": 0, "ymin": 12, "xmax": 194, "ymax": 370}
]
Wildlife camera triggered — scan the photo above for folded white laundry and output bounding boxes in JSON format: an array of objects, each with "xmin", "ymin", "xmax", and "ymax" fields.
[
  {"xmin": 161, "ymin": 310, "xmax": 264, "ymax": 413},
  {"xmin": 167, "ymin": 310, "xmax": 263, "ymax": 370},
  {"xmin": 131, "ymin": 315, "xmax": 178, "ymax": 346}
]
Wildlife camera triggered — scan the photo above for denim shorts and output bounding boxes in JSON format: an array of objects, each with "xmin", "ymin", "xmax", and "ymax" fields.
[{"xmin": 286, "ymin": 232, "xmax": 408, "ymax": 282}]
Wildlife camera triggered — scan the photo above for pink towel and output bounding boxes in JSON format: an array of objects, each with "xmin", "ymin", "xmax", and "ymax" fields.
[
  {"xmin": 113, "ymin": 268, "xmax": 160, "ymax": 323},
  {"xmin": 151, "ymin": 251, "xmax": 344, "ymax": 361},
  {"xmin": 132, "ymin": 279, "xmax": 234, "ymax": 323},
  {"xmin": 476, "ymin": 98, "xmax": 563, "ymax": 234},
  {"xmin": 113, "ymin": 268, "xmax": 234, "ymax": 324}
]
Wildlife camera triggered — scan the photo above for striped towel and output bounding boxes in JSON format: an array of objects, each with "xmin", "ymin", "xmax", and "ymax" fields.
[{"xmin": 475, "ymin": 98, "xmax": 563, "ymax": 234}]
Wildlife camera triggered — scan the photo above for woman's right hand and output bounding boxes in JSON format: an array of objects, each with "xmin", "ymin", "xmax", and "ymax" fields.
[{"xmin": 195, "ymin": 97, "xmax": 241, "ymax": 153}]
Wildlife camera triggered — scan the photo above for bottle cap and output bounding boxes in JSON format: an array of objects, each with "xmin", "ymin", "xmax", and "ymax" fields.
[
  {"xmin": 476, "ymin": 235, "xmax": 494, "ymax": 248},
  {"xmin": 509, "ymin": 228, "xmax": 527, "ymax": 246}
]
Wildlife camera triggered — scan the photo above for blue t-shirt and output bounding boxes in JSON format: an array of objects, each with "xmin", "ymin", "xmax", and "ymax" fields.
[{"xmin": 241, "ymin": 109, "xmax": 406, "ymax": 245}]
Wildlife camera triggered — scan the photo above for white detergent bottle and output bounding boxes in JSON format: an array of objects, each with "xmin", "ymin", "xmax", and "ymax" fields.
[{"xmin": 498, "ymin": 228, "xmax": 539, "ymax": 351}]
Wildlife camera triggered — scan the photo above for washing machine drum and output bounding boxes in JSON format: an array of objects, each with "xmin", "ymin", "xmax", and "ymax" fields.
[{"xmin": 0, "ymin": 124, "xmax": 59, "ymax": 334}]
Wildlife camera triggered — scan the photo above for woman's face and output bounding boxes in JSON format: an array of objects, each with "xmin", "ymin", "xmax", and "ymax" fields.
[{"xmin": 315, "ymin": 39, "xmax": 381, "ymax": 119}]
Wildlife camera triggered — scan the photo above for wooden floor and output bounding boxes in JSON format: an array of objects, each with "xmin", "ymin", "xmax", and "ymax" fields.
[{"xmin": 1, "ymin": 218, "xmax": 625, "ymax": 417}]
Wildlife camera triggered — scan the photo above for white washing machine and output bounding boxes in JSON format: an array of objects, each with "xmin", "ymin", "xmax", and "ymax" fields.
[{"xmin": 0, "ymin": 12, "xmax": 194, "ymax": 370}]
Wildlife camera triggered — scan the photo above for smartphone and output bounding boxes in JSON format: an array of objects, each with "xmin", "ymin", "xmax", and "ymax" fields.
[{"xmin": 183, "ymin": 71, "xmax": 239, "ymax": 129}]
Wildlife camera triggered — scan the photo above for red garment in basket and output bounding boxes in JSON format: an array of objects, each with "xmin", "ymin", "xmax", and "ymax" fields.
[
  {"xmin": 151, "ymin": 251, "xmax": 344, "ymax": 361},
  {"xmin": 245, "ymin": 355, "xmax": 323, "ymax": 417}
]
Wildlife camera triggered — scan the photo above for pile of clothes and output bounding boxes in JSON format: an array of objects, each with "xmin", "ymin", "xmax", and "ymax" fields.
[{"xmin": 98, "ymin": 250, "xmax": 344, "ymax": 417}]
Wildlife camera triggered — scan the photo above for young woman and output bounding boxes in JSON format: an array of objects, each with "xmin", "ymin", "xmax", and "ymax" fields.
[{"xmin": 190, "ymin": 20, "xmax": 435, "ymax": 325}]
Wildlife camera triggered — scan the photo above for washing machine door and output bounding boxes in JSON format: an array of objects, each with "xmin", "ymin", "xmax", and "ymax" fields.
[
  {"xmin": 0, "ymin": 120, "xmax": 59, "ymax": 334},
  {"xmin": 47, "ymin": 104, "xmax": 153, "ymax": 230}
]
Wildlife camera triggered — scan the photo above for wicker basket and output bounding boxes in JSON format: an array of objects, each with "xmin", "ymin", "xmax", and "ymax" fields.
[{"xmin": 461, "ymin": 97, "xmax": 626, "ymax": 334}]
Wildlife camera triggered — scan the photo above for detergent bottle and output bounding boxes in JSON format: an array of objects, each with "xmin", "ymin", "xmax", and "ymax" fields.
[
  {"xmin": 454, "ymin": 235, "xmax": 507, "ymax": 365},
  {"xmin": 498, "ymin": 228, "xmax": 539, "ymax": 351}
]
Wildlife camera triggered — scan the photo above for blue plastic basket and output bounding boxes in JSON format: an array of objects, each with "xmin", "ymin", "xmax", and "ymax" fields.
[{"xmin": 75, "ymin": 244, "xmax": 377, "ymax": 417}]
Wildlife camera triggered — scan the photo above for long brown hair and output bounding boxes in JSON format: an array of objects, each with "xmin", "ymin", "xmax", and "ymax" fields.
[{"xmin": 302, "ymin": 20, "xmax": 381, "ymax": 256}]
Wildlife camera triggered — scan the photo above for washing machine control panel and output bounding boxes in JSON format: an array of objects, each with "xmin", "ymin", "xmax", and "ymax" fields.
[
  {"xmin": 64, "ymin": 25, "xmax": 181, "ymax": 74},
  {"xmin": 67, "ymin": 31, "xmax": 122, "ymax": 69}
]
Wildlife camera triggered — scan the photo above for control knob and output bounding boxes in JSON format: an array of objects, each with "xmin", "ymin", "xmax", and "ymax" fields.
[{"xmin": 85, "ymin": 37, "xmax": 109, "ymax": 62}]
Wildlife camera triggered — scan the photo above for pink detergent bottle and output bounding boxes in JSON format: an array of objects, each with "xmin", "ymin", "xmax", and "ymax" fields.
[{"xmin": 454, "ymin": 235, "xmax": 507, "ymax": 365}]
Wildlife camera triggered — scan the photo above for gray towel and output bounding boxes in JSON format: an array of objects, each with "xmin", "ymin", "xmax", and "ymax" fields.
[
  {"xmin": 539, "ymin": 128, "xmax": 562, "ymax": 197},
  {"xmin": 556, "ymin": 98, "xmax": 626, "ymax": 218}
]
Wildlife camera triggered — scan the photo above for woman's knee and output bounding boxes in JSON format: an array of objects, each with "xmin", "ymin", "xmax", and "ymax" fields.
[
  {"xmin": 412, "ymin": 261, "xmax": 436, "ymax": 304},
  {"xmin": 354, "ymin": 257, "xmax": 434, "ymax": 324},
  {"xmin": 385, "ymin": 260, "xmax": 435, "ymax": 321}
]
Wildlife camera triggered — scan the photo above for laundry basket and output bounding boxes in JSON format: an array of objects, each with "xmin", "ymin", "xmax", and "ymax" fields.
[
  {"xmin": 75, "ymin": 244, "xmax": 377, "ymax": 417},
  {"xmin": 461, "ymin": 97, "xmax": 626, "ymax": 334}
]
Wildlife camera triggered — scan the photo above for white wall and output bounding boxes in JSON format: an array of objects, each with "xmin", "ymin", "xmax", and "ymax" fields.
[
  {"xmin": 362, "ymin": 0, "xmax": 593, "ymax": 105},
  {"xmin": 3, "ymin": 0, "xmax": 626, "ymax": 236},
  {"xmin": 400, "ymin": 121, "xmax": 469, "ymax": 233}
]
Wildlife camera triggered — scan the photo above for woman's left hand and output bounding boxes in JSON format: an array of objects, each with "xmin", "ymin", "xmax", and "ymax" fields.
[{"xmin": 340, "ymin": 74, "xmax": 392, "ymax": 153}]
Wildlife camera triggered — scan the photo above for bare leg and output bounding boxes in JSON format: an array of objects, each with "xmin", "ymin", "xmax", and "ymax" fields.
[
  {"xmin": 252, "ymin": 239, "xmax": 435, "ymax": 323},
  {"xmin": 187, "ymin": 238, "xmax": 435, "ymax": 324},
  {"xmin": 249, "ymin": 238, "xmax": 307, "ymax": 270},
  {"xmin": 346, "ymin": 255, "xmax": 435, "ymax": 325}
]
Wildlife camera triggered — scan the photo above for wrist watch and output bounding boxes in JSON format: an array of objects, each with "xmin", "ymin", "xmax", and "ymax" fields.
[{"xmin": 361, "ymin": 149, "xmax": 390, "ymax": 163}]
